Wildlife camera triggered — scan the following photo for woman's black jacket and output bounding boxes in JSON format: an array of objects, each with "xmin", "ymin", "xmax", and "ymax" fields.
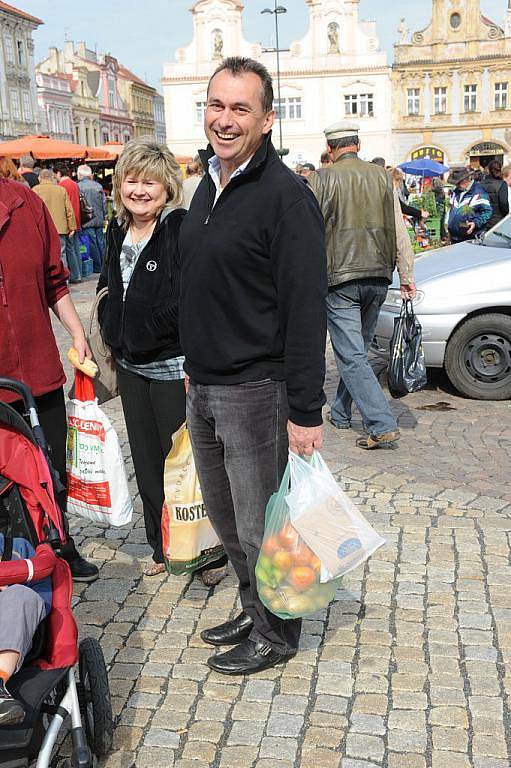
[
  {"xmin": 97, "ymin": 208, "xmax": 186, "ymax": 364},
  {"xmin": 480, "ymin": 176, "xmax": 509, "ymax": 230}
]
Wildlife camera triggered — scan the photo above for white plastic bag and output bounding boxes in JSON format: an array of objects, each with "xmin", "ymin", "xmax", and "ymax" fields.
[
  {"xmin": 286, "ymin": 451, "xmax": 384, "ymax": 580},
  {"xmin": 66, "ymin": 372, "xmax": 132, "ymax": 526}
]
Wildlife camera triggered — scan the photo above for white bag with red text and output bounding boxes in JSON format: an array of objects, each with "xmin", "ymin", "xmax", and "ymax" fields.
[{"xmin": 66, "ymin": 371, "xmax": 132, "ymax": 526}]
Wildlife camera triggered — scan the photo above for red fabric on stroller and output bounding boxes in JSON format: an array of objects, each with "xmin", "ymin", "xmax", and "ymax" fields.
[{"xmin": 0, "ymin": 426, "xmax": 78, "ymax": 670}]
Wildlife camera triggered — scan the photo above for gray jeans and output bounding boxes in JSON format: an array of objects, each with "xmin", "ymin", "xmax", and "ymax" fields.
[
  {"xmin": 0, "ymin": 585, "xmax": 46, "ymax": 672},
  {"xmin": 327, "ymin": 278, "xmax": 397, "ymax": 436},
  {"xmin": 187, "ymin": 379, "xmax": 301, "ymax": 653}
]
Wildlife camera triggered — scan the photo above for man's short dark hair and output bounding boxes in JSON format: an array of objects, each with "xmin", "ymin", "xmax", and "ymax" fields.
[
  {"xmin": 327, "ymin": 136, "xmax": 359, "ymax": 151},
  {"xmin": 53, "ymin": 161, "xmax": 70, "ymax": 177},
  {"xmin": 208, "ymin": 56, "xmax": 274, "ymax": 113},
  {"xmin": 371, "ymin": 157, "xmax": 386, "ymax": 167}
]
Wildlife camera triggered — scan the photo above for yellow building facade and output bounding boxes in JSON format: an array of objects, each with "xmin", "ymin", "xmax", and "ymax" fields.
[
  {"xmin": 392, "ymin": 0, "xmax": 511, "ymax": 167},
  {"xmin": 118, "ymin": 67, "xmax": 156, "ymax": 139}
]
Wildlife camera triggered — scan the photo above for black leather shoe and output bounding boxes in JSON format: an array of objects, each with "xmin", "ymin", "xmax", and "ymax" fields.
[
  {"xmin": 200, "ymin": 612, "xmax": 254, "ymax": 646},
  {"xmin": 67, "ymin": 555, "xmax": 99, "ymax": 583},
  {"xmin": 207, "ymin": 638, "xmax": 296, "ymax": 676}
]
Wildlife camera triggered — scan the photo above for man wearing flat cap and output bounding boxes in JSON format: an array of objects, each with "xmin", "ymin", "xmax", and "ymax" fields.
[
  {"xmin": 446, "ymin": 167, "xmax": 492, "ymax": 243},
  {"xmin": 308, "ymin": 121, "xmax": 416, "ymax": 450}
]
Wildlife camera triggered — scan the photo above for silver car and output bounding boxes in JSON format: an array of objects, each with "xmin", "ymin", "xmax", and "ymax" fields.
[{"xmin": 374, "ymin": 215, "xmax": 511, "ymax": 400}]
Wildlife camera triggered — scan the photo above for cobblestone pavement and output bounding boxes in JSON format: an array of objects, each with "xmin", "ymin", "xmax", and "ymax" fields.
[{"xmin": 50, "ymin": 277, "xmax": 511, "ymax": 768}]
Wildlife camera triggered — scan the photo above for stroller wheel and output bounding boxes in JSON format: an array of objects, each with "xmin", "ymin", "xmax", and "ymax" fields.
[{"xmin": 78, "ymin": 637, "xmax": 113, "ymax": 758}]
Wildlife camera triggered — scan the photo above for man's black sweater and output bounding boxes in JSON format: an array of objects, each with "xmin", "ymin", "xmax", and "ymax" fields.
[{"xmin": 178, "ymin": 133, "xmax": 327, "ymax": 427}]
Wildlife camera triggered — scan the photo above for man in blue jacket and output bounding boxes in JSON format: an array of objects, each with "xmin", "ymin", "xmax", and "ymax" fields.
[
  {"xmin": 77, "ymin": 165, "xmax": 107, "ymax": 272},
  {"xmin": 179, "ymin": 57, "xmax": 327, "ymax": 676},
  {"xmin": 447, "ymin": 167, "xmax": 492, "ymax": 242}
]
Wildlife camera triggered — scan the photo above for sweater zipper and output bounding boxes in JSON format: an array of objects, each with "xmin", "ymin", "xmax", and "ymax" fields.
[
  {"xmin": 203, "ymin": 173, "xmax": 245, "ymax": 225},
  {"xmin": 0, "ymin": 263, "xmax": 6, "ymax": 306},
  {"xmin": 0, "ymin": 261, "xmax": 23, "ymax": 374},
  {"xmin": 202, "ymin": 151, "xmax": 270, "ymax": 225}
]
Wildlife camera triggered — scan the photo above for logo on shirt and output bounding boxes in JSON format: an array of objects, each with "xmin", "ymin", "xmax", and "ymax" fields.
[{"xmin": 146, "ymin": 260, "xmax": 157, "ymax": 272}]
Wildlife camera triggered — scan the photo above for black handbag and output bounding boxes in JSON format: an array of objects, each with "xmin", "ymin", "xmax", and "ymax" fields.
[
  {"xmin": 387, "ymin": 299, "xmax": 427, "ymax": 398},
  {"xmin": 79, "ymin": 193, "xmax": 94, "ymax": 225}
]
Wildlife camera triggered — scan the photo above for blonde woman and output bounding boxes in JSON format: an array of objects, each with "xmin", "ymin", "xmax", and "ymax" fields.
[{"xmin": 97, "ymin": 138, "xmax": 227, "ymax": 581}]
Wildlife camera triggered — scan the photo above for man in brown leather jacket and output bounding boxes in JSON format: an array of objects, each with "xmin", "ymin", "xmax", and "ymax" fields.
[{"xmin": 308, "ymin": 122, "xmax": 416, "ymax": 450}]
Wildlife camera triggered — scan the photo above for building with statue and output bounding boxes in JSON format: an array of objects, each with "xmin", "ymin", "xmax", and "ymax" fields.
[
  {"xmin": 392, "ymin": 0, "xmax": 511, "ymax": 167},
  {"xmin": 162, "ymin": 0, "xmax": 392, "ymax": 166}
]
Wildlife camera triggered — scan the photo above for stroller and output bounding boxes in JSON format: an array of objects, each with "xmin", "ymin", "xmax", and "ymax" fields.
[{"xmin": 0, "ymin": 378, "xmax": 113, "ymax": 767}]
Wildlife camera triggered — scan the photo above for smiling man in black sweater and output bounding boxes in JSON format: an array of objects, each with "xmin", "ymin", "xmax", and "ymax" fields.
[{"xmin": 179, "ymin": 57, "xmax": 327, "ymax": 675}]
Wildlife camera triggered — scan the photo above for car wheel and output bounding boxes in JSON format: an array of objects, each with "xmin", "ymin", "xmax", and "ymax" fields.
[{"xmin": 445, "ymin": 313, "xmax": 511, "ymax": 400}]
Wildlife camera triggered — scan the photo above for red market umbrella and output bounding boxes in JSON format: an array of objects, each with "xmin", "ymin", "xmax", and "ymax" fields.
[{"xmin": 0, "ymin": 135, "xmax": 110, "ymax": 160}]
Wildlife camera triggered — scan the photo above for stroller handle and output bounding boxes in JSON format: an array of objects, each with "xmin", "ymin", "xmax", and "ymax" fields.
[
  {"xmin": 0, "ymin": 377, "xmax": 47, "ymax": 451},
  {"xmin": 0, "ymin": 377, "xmax": 37, "ymax": 410}
]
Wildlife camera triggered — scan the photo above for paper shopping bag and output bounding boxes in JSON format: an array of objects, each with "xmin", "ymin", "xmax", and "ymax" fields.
[{"xmin": 161, "ymin": 423, "xmax": 224, "ymax": 575}]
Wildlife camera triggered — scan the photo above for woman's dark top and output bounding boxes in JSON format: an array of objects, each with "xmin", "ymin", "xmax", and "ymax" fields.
[
  {"xmin": 481, "ymin": 176, "xmax": 509, "ymax": 230},
  {"xmin": 97, "ymin": 208, "xmax": 186, "ymax": 364}
]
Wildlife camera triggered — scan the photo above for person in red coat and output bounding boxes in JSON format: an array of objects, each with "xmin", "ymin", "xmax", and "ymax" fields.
[
  {"xmin": 54, "ymin": 161, "xmax": 82, "ymax": 283},
  {"xmin": 0, "ymin": 176, "xmax": 98, "ymax": 582}
]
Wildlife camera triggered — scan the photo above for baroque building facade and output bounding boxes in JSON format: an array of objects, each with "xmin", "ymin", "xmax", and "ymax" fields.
[
  {"xmin": 153, "ymin": 92, "xmax": 167, "ymax": 145},
  {"xmin": 118, "ymin": 65, "xmax": 156, "ymax": 139},
  {"xmin": 35, "ymin": 70, "xmax": 74, "ymax": 142},
  {"xmin": 38, "ymin": 43, "xmax": 160, "ymax": 146},
  {"xmin": 392, "ymin": 0, "xmax": 511, "ymax": 167},
  {"xmin": 0, "ymin": 1, "xmax": 41, "ymax": 140},
  {"xmin": 38, "ymin": 45, "xmax": 102, "ymax": 146},
  {"xmin": 162, "ymin": 0, "xmax": 392, "ymax": 165}
]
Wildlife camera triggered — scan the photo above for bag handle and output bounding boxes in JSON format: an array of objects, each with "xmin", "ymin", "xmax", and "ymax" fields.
[
  {"xmin": 89, "ymin": 286, "xmax": 109, "ymax": 335},
  {"xmin": 74, "ymin": 370, "xmax": 96, "ymax": 402},
  {"xmin": 399, "ymin": 299, "xmax": 417, "ymax": 341}
]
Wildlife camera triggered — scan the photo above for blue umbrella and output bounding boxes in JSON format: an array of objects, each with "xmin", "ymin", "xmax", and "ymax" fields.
[{"xmin": 398, "ymin": 157, "xmax": 449, "ymax": 177}]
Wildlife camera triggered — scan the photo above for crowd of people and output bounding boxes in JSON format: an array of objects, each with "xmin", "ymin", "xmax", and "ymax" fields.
[
  {"xmin": 297, "ymin": 150, "xmax": 510, "ymax": 245},
  {"xmin": 1, "ymin": 53, "xmax": 511, "ymax": 723}
]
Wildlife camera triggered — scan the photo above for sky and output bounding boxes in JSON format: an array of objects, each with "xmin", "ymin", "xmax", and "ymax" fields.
[{"xmin": 20, "ymin": 0, "xmax": 509, "ymax": 89}]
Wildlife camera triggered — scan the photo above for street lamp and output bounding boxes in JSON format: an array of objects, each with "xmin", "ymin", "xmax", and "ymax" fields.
[{"xmin": 261, "ymin": 1, "xmax": 288, "ymax": 158}]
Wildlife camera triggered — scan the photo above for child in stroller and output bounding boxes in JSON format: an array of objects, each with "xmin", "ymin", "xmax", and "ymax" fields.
[
  {"xmin": 0, "ymin": 378, "xmax": 112, "ymax": 768},
  {"xmin": 0, "ymin": 531, "xmax": 52, "ymax": 725}
]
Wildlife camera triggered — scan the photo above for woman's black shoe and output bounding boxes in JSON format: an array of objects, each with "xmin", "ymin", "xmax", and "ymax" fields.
[
  {"xmin": 0, "ymin": 679, "xmax": 25, "ymax": 726},
  {"xmin": 201, "ymin": 612, "xmax": 253, "ymax": 646},
  {"xmin": 207, "ymin": 638, "xmax": 296, "ymax": 675}
]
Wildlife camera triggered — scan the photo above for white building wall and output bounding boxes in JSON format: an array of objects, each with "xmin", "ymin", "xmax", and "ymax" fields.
[{"xmin": 162, "ymin": 0, "xmax": 392, "ymax": 167}]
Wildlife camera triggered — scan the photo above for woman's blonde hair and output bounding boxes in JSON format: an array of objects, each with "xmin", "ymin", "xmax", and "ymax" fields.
[{"xmin": 113, "ymin": 137, "xmax": 183, "ymax": 225}]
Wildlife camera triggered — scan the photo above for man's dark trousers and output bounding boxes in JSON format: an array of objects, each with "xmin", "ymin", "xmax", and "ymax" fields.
[{"xmin": 187, "ymin": 379, "xmax": 301, "ymax": 654}]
